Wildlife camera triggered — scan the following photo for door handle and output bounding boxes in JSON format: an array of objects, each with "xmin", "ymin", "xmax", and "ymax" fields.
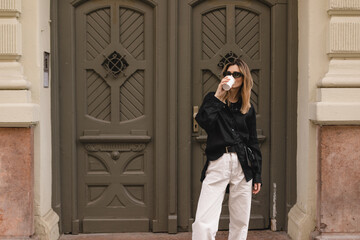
[{"xmin": 193, "ymin": 106, "xmax": 199, "ymax": 133}]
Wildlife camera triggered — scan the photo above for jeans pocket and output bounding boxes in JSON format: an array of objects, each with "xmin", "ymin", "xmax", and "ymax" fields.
[{"xmin": 206, "ymin": 155, "xmax": 223, "ymax": 174}]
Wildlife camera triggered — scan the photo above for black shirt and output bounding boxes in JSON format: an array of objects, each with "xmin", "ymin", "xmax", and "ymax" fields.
[{"xmin": 195, "ymin": 91, "xmax": 262, "ymax": 184}]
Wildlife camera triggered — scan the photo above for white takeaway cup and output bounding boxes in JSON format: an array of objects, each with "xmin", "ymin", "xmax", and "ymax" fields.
[{"xmin": 222, "ymin": 75, "xmax": 235, "ymax": 91}]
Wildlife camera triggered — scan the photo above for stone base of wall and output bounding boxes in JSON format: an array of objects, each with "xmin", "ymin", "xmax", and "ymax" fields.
[
  {"xmin": 34, "ymin": 209, "xmax": 60, "ymax": 240},
  {"xmin": 288, "ymin": 204, "xmax": 316, "ymax": 240},
  {"xmin": 312, "ymin": 231, "xmax": 360, "ymax": 240},
  {"xmin": 0, "ymin": 128, "xmax": 34, "ymax": 238},
  {"xmin": 316, "ymin": 126, "xmax": 360, "ymax": 239}
]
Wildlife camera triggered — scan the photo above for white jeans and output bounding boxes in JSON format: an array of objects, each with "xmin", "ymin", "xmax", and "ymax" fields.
[{"xmin": 192, "ymin": 153, "xmax": 253, "ymax": 240}]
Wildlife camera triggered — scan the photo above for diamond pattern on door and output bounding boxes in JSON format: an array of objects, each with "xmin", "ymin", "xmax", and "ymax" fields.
[
  {"xmin": 202, "ymin": 70, "xmax": 219, "ymax": 97},
  {"xmin": 120, "ymin": 70, "xmax": 144, "ymax": 121},
  {"xmin": 86, "ymin": 70, "xmax": 111, "ymax": 122},
  {"xmin": 251, "ymin": 70, "xmax": 260, "ymax": 113},
  {"xmin": 235, "ymin": 8, "xmax": 260, "ymax": 60},
  {"xmin": 119, "ymin": 8, "xmax": 145, "ymax": 60},
  {"xmin": 86, "ymin": 8, "xmax": 111, "ymax": 60},
  {"xmin": 202, "ymin": 8, "xmax": 226, "ymax": 60},
  {"xmin": 102, "ymin": 51, "xmax": 129, "ymax": 78}
]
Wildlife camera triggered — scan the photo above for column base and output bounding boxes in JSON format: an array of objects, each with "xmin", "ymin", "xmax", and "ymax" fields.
[
  {"xmin": 34, "ymin": 209, "xmax": 60, "ymax": 240},
  {"xmin": 287, "ymin": 204, "xmax": 316, "ymax": 240}
]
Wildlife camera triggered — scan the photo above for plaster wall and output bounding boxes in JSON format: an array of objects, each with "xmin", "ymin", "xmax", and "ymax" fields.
[
  {"xmin": 20, "ymin": 0, "xmax": 60, "ymax": 239},
  {"xmin": 21, "ymin": 0, "xmax": 52, "ymax": 217}
]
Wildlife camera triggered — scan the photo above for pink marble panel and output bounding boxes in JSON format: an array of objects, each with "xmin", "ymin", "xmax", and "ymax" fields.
[
  {"xmin": 319, "ymin": 126, "xmax": 360, "ymax": 233},
  {"xmin": 0, "ymin": 128, "xmax": 34, "ymax": 237}
]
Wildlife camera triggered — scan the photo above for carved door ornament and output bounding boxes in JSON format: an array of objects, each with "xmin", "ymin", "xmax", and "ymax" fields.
[
  {"xmin": 217, "ymin": 51, "xmax": 240, "ymax": 69},
  {"xmin": 102, "ymin": 51, "xmax": 129, "ymax": 79}
]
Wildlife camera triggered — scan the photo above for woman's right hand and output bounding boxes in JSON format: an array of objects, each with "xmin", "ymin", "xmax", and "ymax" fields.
[{"xmin": 214, "ymin": 77, "xmax": 230, "ymax": 103}]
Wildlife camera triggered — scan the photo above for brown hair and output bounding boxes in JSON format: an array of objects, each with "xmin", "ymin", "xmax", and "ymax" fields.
[{"xmin": 220, "ymin": 58, "xmax": 253, "ymax": 114}]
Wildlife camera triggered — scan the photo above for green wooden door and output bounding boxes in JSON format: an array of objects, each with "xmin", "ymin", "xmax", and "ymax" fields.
[
  {"xmin": 75, "ymin": 1, "xmax": 154, "ymax": 233},
  {"xmin": 57, "ymin": 0, "xmax": 169, "ymax": 233}
]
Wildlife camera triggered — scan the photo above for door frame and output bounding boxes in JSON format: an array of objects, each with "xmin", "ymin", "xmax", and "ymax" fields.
[
  {"xmin": 177, "ymin": 0, "xmax": 298, "ymax": 231},
  {"xmin": 51, "ymin": 0, "xmax": 297, "ymax": 233}
]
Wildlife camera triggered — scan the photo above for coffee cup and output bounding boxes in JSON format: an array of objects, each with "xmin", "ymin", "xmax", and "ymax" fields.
[{"xmin": 222, "ymin": 75, "xmax": 235, "ymax": 91}]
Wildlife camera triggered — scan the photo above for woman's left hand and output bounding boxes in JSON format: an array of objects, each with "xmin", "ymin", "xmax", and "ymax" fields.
[{"xmin": 252, "ymin": 183, "xmax": 261, "ymax": 194}]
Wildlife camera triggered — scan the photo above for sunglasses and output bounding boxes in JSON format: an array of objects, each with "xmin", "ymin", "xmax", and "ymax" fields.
[{"xmin": 223, "ymin": 71, "xmax": 244, "ymax": 78}]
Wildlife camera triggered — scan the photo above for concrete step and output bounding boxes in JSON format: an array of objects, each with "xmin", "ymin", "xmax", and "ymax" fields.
[{"xmin": 60, "ymin": 230, "xmax": 291, "ymax": 240}]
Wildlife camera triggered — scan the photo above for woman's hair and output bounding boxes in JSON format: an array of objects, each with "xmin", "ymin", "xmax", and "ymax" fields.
[{"xmin": 220, "ymin": 58, "xmax": 253, "ymax": 114}]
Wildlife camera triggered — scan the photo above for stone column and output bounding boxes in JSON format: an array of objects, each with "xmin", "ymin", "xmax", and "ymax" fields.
[{"xmin": 309, "ymin": 0, "xmax": 360, "ymax": 239}]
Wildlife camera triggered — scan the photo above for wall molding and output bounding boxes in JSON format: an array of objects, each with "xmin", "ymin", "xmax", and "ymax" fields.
[
  {"xmin": 0, "ymin": 103, "xmax": 40, "ymax": 127},
  {"xmin": 0, "ymin": 23, "xmax": 21, "ymax": 60},
  {"xmin": 329, "ymin": 17, "xmax": 360, "ymax": 56},
  {"xmin": 309, "ymin": 102, "xmax": 360, "ymax": 125},
  {"xmin": 328, "ymin": 9, "xmax": 360, "ymax": 15},
  {"xmin": 0, "ymin": 0, "xmax": 21, "ymax": 17},
  {"xmin": 0, "ymin": 62, "xmax": 30, "ymax": 90},
  {"xmin": 315, "ymin": 2, "xmax": 360, "ymax": 125},
  {"xmin": 330, "ymin": 0, "xmax": 360, "ymax": 10},
  {"xmin": 328, "ymin": 0, "xmax": 360, "ymax": 56}
]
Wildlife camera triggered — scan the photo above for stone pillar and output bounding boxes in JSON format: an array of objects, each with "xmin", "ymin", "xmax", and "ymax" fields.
[{"xmin": 309, "ymin": 0, "xmax": 360, "ymax": 239}]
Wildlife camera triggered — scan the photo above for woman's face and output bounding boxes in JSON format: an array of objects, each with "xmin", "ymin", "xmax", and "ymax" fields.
[{"xmin": 226, "ymin": 64, "xmax": 243, "ymax": 89}]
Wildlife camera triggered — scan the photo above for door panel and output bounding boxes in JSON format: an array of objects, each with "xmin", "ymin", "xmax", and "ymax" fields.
[
  {"xmin": 74, "ymin": 0, "xmax": 154, "ymax": 233},
  {"xmin": 190, "ymin": 1, "xmax": 270, "ymax": 229}
]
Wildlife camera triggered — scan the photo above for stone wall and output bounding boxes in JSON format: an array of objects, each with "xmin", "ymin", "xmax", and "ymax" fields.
[
  {"xmin": 0, "ymin": 128, "xmax": 34, "ymax": 238},
  {"xmin": 315, "ymin": 126, "xmax": 360, "ymax": 239}
]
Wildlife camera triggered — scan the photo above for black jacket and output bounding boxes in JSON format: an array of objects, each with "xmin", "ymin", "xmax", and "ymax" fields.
[{"xmin": 195, "ymin": 92, "xmax": 262, "ymax": 184}]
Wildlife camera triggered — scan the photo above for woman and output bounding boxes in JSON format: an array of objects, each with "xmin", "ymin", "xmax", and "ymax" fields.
[{"xmin": 192, "ymin": 58, "xmax": 262, "ymax": 240}]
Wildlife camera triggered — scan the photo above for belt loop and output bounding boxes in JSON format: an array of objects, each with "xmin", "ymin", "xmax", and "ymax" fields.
[{"xmin": 225, "ymin": 146, "xmax": 229, "ymax": 153}]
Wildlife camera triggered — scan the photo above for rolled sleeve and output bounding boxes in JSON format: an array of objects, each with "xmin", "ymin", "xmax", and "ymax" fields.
[{"xmin": 195, "ymin": 92, "xmax": 225, "ymax": 131}]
